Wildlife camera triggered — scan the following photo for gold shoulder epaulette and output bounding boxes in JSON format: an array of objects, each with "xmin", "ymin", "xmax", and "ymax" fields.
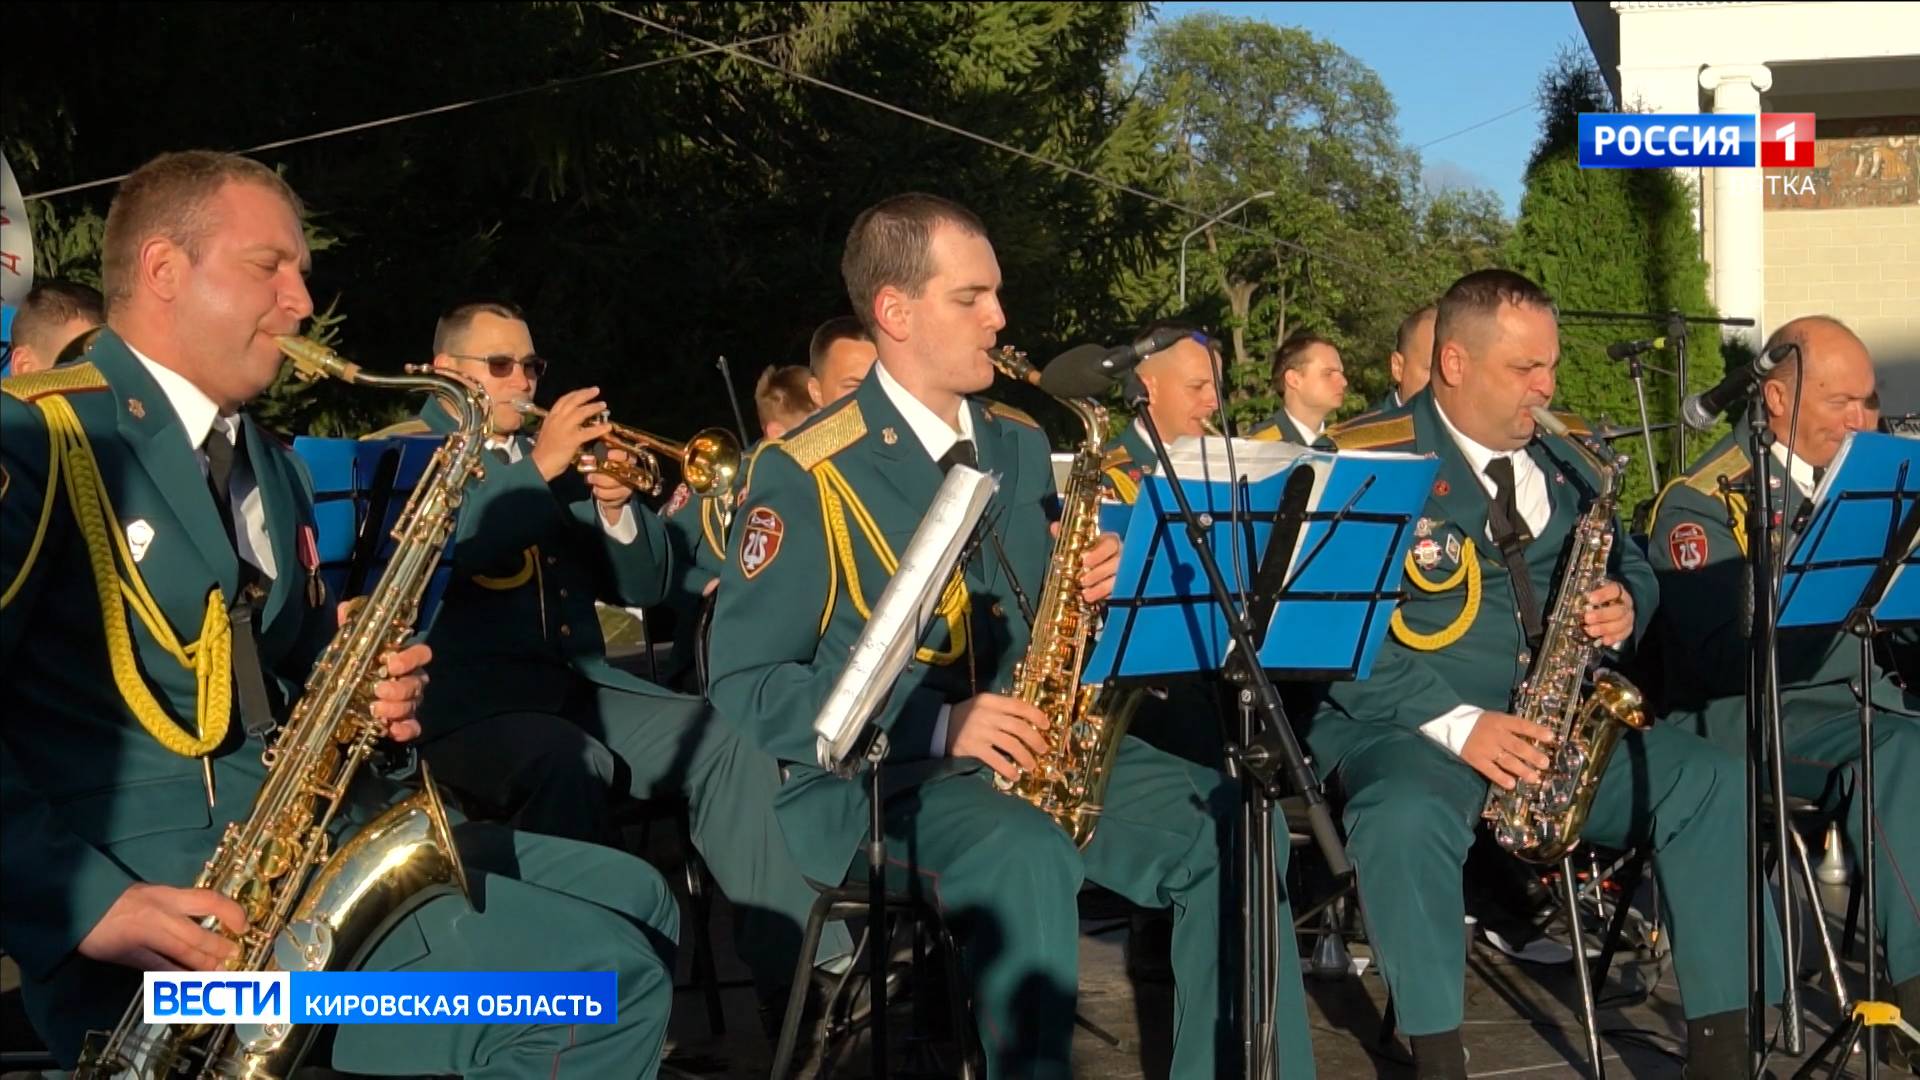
[
  {"xmin": 986, "ymin": 402, "xmax": 1039, "ymax": 429},
  {"xmin": 1, "ymin": 362, "xmax": 108, "ymax": 403},
  {"xmin": 1684, "ymin": 444, "xmax": 1751, "ymax": 496},
  {"xmin": 1550, "ymin": 410, "xmax": 1593, "ymax": 437},
  {"xmin": 1248, "ymin": 425, "xmax": 1283, "ymax": 443},
  {"xmin": 1330, "ymin": 414, "xmax": 1414, "ymax": 451},
  {"xmin": 1101, "ymin": 446, "xmax": 1133, "ymax": 470},
  {"xmin": 360, "ymin": 417, "xmax": 433, "ymax": 440},
  {"xmin": 780, "ymin": 400, "xmax": 866, "ymax": 471}
]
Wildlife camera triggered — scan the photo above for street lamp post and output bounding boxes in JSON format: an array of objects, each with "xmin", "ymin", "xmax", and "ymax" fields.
[{"xmin": 1178, "ymin": 190, "xmax": 1276, "ymax": 307}]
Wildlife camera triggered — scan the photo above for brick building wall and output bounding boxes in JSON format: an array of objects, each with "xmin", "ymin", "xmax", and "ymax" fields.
[{"xmin": 1762, "ymin": 117, "xmax": 1920, "ymax": 414}]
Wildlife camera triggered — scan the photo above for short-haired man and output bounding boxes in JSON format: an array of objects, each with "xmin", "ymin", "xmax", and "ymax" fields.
[
  {"xmin": 367, "ymin": 299, "xmax": 840, "ymax": 1024},
  {"xmin": 709, "ymin": 192, "xmax": 1313, "ymax": 1077},
  {"xmin": 1252, "ymin": 330, "xmax": 1345, "ymax": 448},
  {"xmin": 6, "ymin": 279, "xmax": 105, "ymax": 376},
  {"xmin": 755, "ymin": 363, "xmax": 816, "ymax": 439},
  {"xmin": 1311, "ymin": 268, "xmax": 1780, "ymax": 1078},
  {"xmin": 1650, "ymin": 314, "xmax": 1919, "ymax": 1068},
  {"xmin": 1380, "ymin": 302, "xmax": 1437, "ymax": 411},
  {"xmin": 0, "ymin": 151, "xmax": 675, "ymax": 1075},
  {"xmin": 807, "ymin": 314, "xmax": 877, "ymax": 408}
]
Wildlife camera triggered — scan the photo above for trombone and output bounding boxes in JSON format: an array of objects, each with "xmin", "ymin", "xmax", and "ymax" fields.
[{"xmin": 513, "ymin": 401, "xmax": 742, "ymax": 501}]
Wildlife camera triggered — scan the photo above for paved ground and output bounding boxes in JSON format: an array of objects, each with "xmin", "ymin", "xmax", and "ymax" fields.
[{"xmin": 3, "ymin": 818, "xmax": 1895, "ymax": 1080}]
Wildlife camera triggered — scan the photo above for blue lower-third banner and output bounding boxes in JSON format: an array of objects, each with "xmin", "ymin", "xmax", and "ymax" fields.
[{"xmin": 143, "ymin": 971, "xmax": 619, "ymax": 1025}]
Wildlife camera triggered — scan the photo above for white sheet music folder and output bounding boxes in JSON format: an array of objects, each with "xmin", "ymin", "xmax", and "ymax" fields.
[{"xmin": 814, "ymin": 464, "xmax": 998, "ymax": 774}]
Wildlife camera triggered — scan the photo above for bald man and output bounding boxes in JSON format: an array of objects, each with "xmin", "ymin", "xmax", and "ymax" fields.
[
  {"xmin": 1099, "ymin": 325, "xmax": 1220, "ymax": 504},
  {"xmin": 1650, "ymin": 315, "xmax": 1920, "ymax": 1068},
  {"xmin": 1381, "ymin": 303, "xmax": 1437, "ymax": 412}
]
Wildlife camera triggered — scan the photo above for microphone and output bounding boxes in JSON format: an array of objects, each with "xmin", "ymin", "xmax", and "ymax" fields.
[
  {"xmin": 1037, "ymin": 344, "xmax": 1116, "ymax": 399},
  {"xmin": 1606, "ymin": 336, "xmax": 1667, "ymax": 360},
  {"xmin": 1681, "ymin": 342, "xmax": 1798, "ymax": 432}
]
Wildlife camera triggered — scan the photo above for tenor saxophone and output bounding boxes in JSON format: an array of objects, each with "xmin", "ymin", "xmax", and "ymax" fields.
[
  {"xmin": 1481, "ymin": 407, "xmax": 1651, "ymax": 863},
  {"xmin": 79, "ymin": 337, "xmax": 494, "ymax": 1079},
  {"xmin": 988, "ymin": 346, "xmax": 1145, "ymax": 849}
]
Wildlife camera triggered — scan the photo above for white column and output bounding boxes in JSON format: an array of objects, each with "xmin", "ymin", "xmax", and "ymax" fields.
[{"xmin": 1699, "ymin": 64, "xmax": 1773, "ymax": 350}]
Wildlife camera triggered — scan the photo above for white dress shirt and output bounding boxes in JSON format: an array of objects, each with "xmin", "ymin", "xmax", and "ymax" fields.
[
  {"xmin": 1770, "ymin": 440, "xmax": 1821, "ymax": 499},
  {"xmin": 1285, "ymin": 406, "xmax": 1327, "ymax": 439},
  {"xmin": 131, "ymin": 347, "xmax": 278, "ymax": 580},
  {"xmin": 1416, "ymin": 401, "xmax": 1555, "ymax": 758},
  {"xmin": 874, "ymin": 359, "xmax": 976, "ymax": 755},
  {"xmin": 491, "ymin": 433, "xmax": 639, "ymax": 543}
]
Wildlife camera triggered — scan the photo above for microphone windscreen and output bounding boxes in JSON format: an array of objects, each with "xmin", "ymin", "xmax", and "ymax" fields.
[{"xmin": 1037, "ymin": 344, "xmax": 1114, "ymax": 399}]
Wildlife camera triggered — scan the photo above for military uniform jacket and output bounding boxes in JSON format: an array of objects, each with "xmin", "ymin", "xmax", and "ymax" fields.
[
  {"xmin": 1099, "ymin": 421, "xmax": 1155, "ymax": 505},
  {"xmin": 707, "ymin": 372, "xmax": 1055, "ymax": 886},
  {"xmin": 1648, "ymin": 419, "xmax": 1908, "ymax": 756},
  {"xmin": 1307, "ymin": 394, "xmax": 1658, "ymax": 768},
  {"xmin": 0, "ymin": 331, "xmax": 353, "ymax": 1029},
  {"xmin": 381, "ymin": 405, "xmax": 687, "ymax": 733},
  {"xmin": 1248, "ymin": 407, "xmax": 1335, "ymax": 450}
]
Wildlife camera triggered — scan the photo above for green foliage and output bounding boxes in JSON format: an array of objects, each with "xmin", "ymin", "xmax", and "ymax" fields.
[
  {"xmin": 1506, "ymin": 49, "xmax": 1726, "ymax": 519},
  {"xmin": 1131, "ymin": 10, "xmax": 1510, "ymax": 430}
]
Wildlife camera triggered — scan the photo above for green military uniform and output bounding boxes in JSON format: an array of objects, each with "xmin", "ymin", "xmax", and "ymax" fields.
[
  {"xmin": 1308, "ymin": 393, "xmax": 1782, "ymax": 1038},
  {"xmin": 371, "ymin": 404, "xmax": 836, "ymax": 1004},
  {"xmin": 709, "ymin": 370, "xmax": 1309, "ymax": 1078},
  {"xmin": 1370, "ymin": 389, "xmax": 1403, "ymax": 415},
  {"xmin": 657, "ymin": 459, "xmax": 749, "ymax": 692},
  {"xmin": 1247, "ymin": 407, "xmax": 1335, "ymax": 450},
  {"xmin": 0, "ymin": 331, "xmax": 675, "ymax": 1075},
  {"xmin": 1649, "ymin": 420, "xmax": 1920, "ymax": 990}
]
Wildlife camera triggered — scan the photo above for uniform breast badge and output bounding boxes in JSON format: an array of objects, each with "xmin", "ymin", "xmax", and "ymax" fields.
[{"xmin": 126, "ymin": 519, "xmax": 155, "ymax": 563}]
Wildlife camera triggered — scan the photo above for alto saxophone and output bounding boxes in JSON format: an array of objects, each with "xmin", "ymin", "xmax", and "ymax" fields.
[
  {"xmin": 1482, "ymin": 406, "xmax": 1651, "ymax": 863},
  {"xmin": 988, "ymin": 346, "xmax": 1144, "ymax": 849},
  {"xmin": 79, "ymin": 337, "xmax": 494, "ymax": 1079}
]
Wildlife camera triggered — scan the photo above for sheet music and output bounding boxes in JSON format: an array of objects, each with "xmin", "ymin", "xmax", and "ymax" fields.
[{"xmin": 814, "ymin": 465, "xmax": 998, "ymax": 773}]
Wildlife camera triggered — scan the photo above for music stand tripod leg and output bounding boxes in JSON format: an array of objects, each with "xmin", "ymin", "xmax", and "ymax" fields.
[{"xmin": 1561, "ymin": 854, "xmax": 1607, "ymax": 1080}]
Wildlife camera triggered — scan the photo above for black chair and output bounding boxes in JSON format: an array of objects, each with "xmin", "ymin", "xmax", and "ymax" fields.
[{"xmin": 767, "ymin": 883, "xmax": 980, "ymax": 1079}]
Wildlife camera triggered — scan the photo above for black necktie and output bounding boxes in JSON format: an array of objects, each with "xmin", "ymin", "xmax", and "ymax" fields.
[
  {"xmin": 1812, "ymin": 465, "xmax": 1828, "ymax": 486},
  {"xmin": 1484, "ymin": 455, "xmax": 1545, "ymax": 651},
  {"xmin": 203, "ymin": 424, "xmax": 275, "ymax": 739},
  {"xmin": 939, "ymin": 438, "xmax": 978, "ymax": 473},
  {"xmin": 1483, "ymin": 456, "xmax": 1534, "ymax": 550}
]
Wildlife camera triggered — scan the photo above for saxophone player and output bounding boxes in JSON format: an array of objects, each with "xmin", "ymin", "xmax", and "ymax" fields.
[
  {"xmin": 1307, "ymin": 269, "xmax": 1779, "ymax": 1079},
  {"xmin": 708, "ymin": 193, "xmax": 1310, "ymax": 1077},
  {"xmin": 0, "ymin": 152, "xmax": 676, "ymax": 1075}
]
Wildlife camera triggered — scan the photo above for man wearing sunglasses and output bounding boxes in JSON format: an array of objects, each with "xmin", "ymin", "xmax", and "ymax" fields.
[{"xmin": 371, "ymin": 299, "xmax": 843, "ymax": 1031}]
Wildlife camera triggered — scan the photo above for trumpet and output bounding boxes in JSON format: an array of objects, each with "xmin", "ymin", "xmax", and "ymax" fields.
[{"xmin": 513, "ymin": 401, "xmax": 742, "ymax": 499}]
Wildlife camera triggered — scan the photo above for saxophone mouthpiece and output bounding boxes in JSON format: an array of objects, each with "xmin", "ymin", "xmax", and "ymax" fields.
[
  {"xmin": 1529, "ymin": 406, "xmax": 1570, "ymax": 438},
  {"xmin": 275, "ymin": 335, "xmax": 361, "ymax": 383}
]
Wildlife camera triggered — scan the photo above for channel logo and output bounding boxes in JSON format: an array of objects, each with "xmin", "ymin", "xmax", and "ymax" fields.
[
  {"xmin": 144, "ymin": 972, "xmax": 289, "ymax": 1025},
  {"xmin": 1579, "ymin": 113, "xmax": 1816, "ymax": 169}
]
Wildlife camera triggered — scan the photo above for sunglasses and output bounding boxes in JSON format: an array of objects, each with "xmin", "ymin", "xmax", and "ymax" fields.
[{"xmin": 450, "ymin": 352, "xmax": 548, "ymax": 380}]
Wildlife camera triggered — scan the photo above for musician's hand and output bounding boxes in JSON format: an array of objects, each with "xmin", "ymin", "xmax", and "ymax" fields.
[
  {"xmin": 1461, "ymin": 712, "xmax": 1557, "ymax": 791},
  {"xmin": 340, "ymin": 601, "xmax": 431, "ymax": 742},
  {"xmin": 1582, "ymin": 579, "xmax": 1634, "ymax": 647},
  {"xmin": 77, "ymin": 883, "xmax": 247, "ymax": 972},
  {"xmin": 947, "ymin": 693, "xmax": 1051, "ymax": 782},
  {"xmin": 529, "ymin": 386, "xmax": 614, "ymax": 482},
  {"xmin": 1048, "ymin": 523, "xmax": 1122, "ymax": 604},
  {"xmin": 584, "ymin": 447, "xmax": 635, "ymax": 522}
]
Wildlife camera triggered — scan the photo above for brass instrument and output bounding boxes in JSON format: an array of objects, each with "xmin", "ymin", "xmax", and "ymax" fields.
[
  {"xmin": 513, "ymin": 400, "xmax": 741, "ymax": 501},
  {"xmin": 988, "ymin": 346, "xmax": 1146, "ymax": 849},
  {"xmin": 1481, "ymin": 406, "xmax": 1651, "ymax": 863},
  {"xmin": 79, "ymin": 338, "xmax": 492, "ymax": 1079}
]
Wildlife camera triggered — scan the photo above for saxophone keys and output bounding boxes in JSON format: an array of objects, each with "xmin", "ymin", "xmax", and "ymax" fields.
[{"xmin": 236, "ymin": 878, "xmax": 274, "ymax": 926}]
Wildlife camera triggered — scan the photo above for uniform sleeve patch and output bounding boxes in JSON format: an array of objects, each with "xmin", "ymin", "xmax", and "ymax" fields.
[
  {"xmin": 739, "ymin": 506, "xmax": 785, "ymax": 579},
  {"xmin": 663, "ymin": 482, "xmax": 693, "ymax": 518},
  {"xmin": 1667, "ymin": 521, "xmax": 1709, "ymax": 570}
]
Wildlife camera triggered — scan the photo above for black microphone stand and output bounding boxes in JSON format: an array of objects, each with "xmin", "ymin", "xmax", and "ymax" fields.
[
  {"xmin": 1560, "ymin": 309, "xmax": 1756, "ymax": 482},
  {"xmin": 1122, "ymin": 376, "xmax": 1351, "ymax": 1080},
  {"xmin": 1732, "ymin": 388, "xmax": 1802, "ymax": 1070}
]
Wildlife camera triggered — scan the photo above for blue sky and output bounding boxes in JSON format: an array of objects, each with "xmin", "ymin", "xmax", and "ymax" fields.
[{"xmin": 1128, "ymin": 1, "xmax": 1592, "ymax": 216}]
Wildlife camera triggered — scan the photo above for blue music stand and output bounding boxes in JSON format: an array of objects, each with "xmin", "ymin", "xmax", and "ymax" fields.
[
  {"xmin": 1774, "ymin": 431, "xmax": 1920, "ymax": 1079},
  {"xmin": 291, "ymin": 434, "xmax": 453, "ymax": 619},
  {"xmin": 1086, "ymin": 447, "xmax": 1440, "ymax": 684}
]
